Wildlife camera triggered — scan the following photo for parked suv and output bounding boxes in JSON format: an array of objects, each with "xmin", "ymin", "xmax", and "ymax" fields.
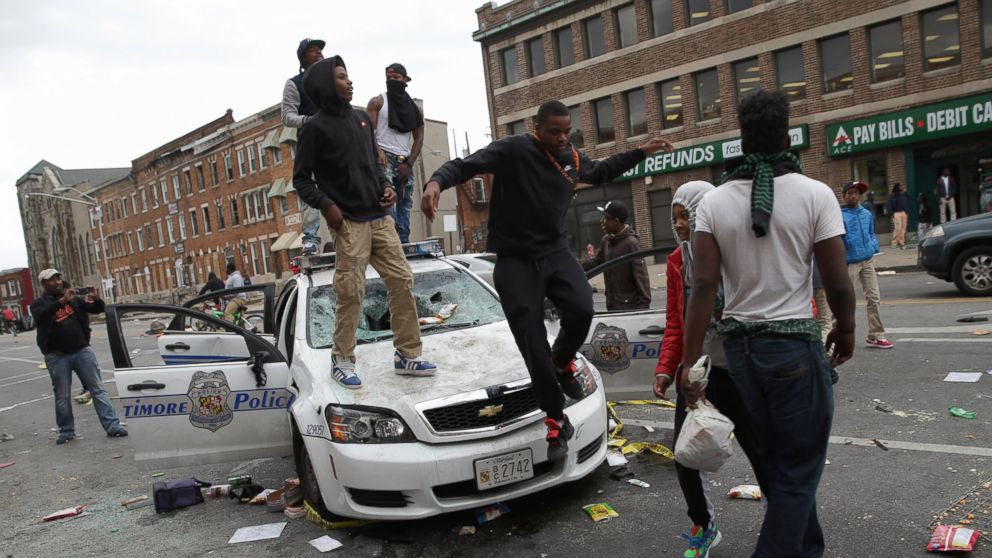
[{"xmin": 918, "ymin": 212, "xmax": 992, "ymax": 295}]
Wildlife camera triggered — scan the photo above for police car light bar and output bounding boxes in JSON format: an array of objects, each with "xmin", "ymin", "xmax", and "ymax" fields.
[{"xmin": 299, "ymin": 240, "xmax": 445, "ymax": 273}]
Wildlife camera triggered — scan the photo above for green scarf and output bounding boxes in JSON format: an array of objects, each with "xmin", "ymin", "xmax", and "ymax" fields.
[{"xmin": 721, "ymin": 152, "xmax": 802, "ymax": 238}]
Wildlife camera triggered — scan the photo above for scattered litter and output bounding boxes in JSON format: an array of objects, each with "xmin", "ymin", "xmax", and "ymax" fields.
[
  {"xmin": 0, "ymin": 462, "xmax": 14, "ymax": 469},
  {"xmin": 284, "ymin": 505, "xmax": 306, "ymax": 519},
  {"xmin": 111, "ymin": 454, "xmax": 122, "ymax": 460},
  {"xmin": 627, "ymin": 479, "xmax": 650, "ymax": 488},
  {"xmin": 642, "ymin": 425, "xmax": 655, "ymax": 433},
  {"xmin": 927, "ymin": 525, "xmax": 978, "ymax": 552},
  {"xmin": 127, "ymin": 499, "xmax": 153, "ymax": 510},
  {"xmin": 875, "ymin": 403, "xmax": 894, "ymax": 413},
  {"xmin": 605, "ymin": 450, "xmax": 627, "ymax": 467},
  {"xmin": 727, "ymin": 485, "xmax": 762, "ymax": 500},
  {"xmin": 228, "ymin": 475, "xmax": 253, "ymax": 486},
  {"xmin": 74, "ymin": 392, "xmax": 92, "ymax": 404},
  {"xmin": 249, "ymin": 489, "xmax": 275, "ymax": 505},
  {"xmin": 950, "ymin": 407, "xmax": 977, "ymax": 420},
  {"xmin": 43, "ymin": 505, "xmax": 85, "ymax": 521},
  {"xmin": 877, "ymin": 270, "xmax": 897, "ymax": 276},
  {"xmin": 583, "ymin": 502, "xmax": 619, "ymax": 522},
  {"xmin": 266, "ymin": 479, "xmax": 302, "ymax": 511},
  {"xmin": 203, "ymin": 484, "xmax": 231, "ymax": 499},
  {"xmin": 973, "ymin": 330, "xmax": 991, "ymax": 336},
  {"xmin": 458, "ymin": 526, "xmax": 477, "ymax": 536},
  {"xmin": 872, "ymin": 438, "xmax": 890, "ymax": 451},
  {"xmin": 120, "ymin": 495, "xmax": 148, "ymax": 507},
  {"xmin": 825, "ymin": 458, "xmax": 831, "ymax": 465},
  {"xmin": 609, "ymin": 466, "xmax": 634, "ymax": 481},
  {"xmin": 110, "ymin": 528, "xmax": 120, "ymax": 533},
  {"xmin": 893, "ymin": 410, "xmax": 909, "ymax": 418},
  {"xmin": 309, "ymin": 535, "xmax": 344, "ymax": 552},
  {"xmin": 966, "ymin": 435, "xmax": 977, "ymax": 440},
  {"xmin": 304, "ymin": 501, "xmax": 373, "ymax": 530},
  {"xmin": 151, "ymin": 472, "xmax": 165, "ymax": 478},
  {"xmin": 131, "ymin": 348, "xmax": 142, "ymax": 355},
  {"xmin": 957, "ymin": 316, "xmax": 989, "ymax": 323},
  {"xmin": 38, "ymin": 363, "xmax": 46, "ymax": 369},
  {"xmin": 0, "ymin": 433, "xmax": 14, "ymax": 442},
  {"xmin": 607, "ymin": 418, "xmax": 617, "ymax": 431},
  {"xmin": 476, "ymin": 503, "xmax": 510, "ymax": 524},
  {"xmin": 228, "ymin": 522, "xmax": 287, "ymax": 544},
  {"xmin": 945, "ymin": 372, "xmax": 983, "ymax": 383}
]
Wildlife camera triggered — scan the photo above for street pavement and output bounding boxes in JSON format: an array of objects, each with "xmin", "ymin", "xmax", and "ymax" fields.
[{"xmin": 1, "ymin": 270, "xmax": 990, "ymax": 557}]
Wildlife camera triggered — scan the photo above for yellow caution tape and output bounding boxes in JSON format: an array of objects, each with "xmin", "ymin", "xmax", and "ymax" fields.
[
  {"xmin": 304, "ymin": 500, "xmax": 375, "ymax": 530},
  {"xmin": 606, "ymin": 400, "xmax": 676, "ymax": 462},
  {"xmin": 612, "ymin": 399, "xmax": 677, "ymax": 408}
]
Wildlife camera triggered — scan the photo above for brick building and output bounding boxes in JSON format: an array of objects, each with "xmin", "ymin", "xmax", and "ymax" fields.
[
  {"xmin": 0, "ymin": 268, "xmax": 34, "ymax": 321},
  {"xmin": 454, "ymin": 174, "xmax": 494, "ymax": 253},
  {"xmin": 474, "ymin": 0, "xmax": 992, "ymax": 254}
]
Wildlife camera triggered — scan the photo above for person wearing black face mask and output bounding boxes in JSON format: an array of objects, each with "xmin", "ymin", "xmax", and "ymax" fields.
[{"xmin": 367, "ymin": 63, "xmax": 425, "ymax": 244}]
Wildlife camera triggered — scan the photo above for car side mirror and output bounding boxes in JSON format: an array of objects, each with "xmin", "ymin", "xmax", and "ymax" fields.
[{"xmin": 247, "ymin": 351, "xmax": 268, "ymax": 387}]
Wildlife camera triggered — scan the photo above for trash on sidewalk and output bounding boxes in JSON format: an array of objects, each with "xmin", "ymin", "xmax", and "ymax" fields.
[
  {"xmin": 583, "ymin": 502, "xmax": 619, "ymax": 522},
  {"xmin": 476, "ymin": 502, "xmax": 510, "ymax": 524},
  {"xmin": 877, "ymin": 270, "xmax": 897, "ymax": 276},
  {"xmin": 727, "ymin": 485, "xmax": 762, "ymax": 500},
  {"xmin": 228, "ymin": 521, "xmax": 286, "ymax": 544},
  {"xmin": 875, "ymin": 403, "xmax": 894, "ymax": 413},
  {"xmin": 120, "ymin": 495, "xmax": 148, "ymax": 507},
  {"xmin": 642, "ymin": 425, "xmax": 655, "ymax": 433},
  {"xmin": 627, "ymin": 479, "xmax": 650, "ymax": 488},
  {"xmin": 0, "ymin": 433, "xmax": 14, "ymax": 442},
  {"xmin": 972, "ymin": 330, "xmax": 991, "ymax": 336},
  {"xmin": 872, "ymin": 438, "xmax": 890, "ymax": 451},
  {"xmin": 0, "ymin": 462, "xmax": 14, "ymax": 469},
  {"xmin": 949, "ymin": 407, "xmax": 978, "ymax": 420},
  {"xmin": 151, "ymin": 472, "xmax": 165, "ymax": 478},
  {"xmin": 945, "ymin": 372, "xmax": 983, "ymax": 383},
  {"xmin": 203, "ymin": 484, "xmax": 231, "ymax": 499},
  {"xmin": 458, "ymin": 526, "xmax": 476, "ymax": 536},
  {"xmin": 111, "ymin": 454, "xmax": 122, "ymax": 459},
  {"xmin": 230, "ymin": 485, "xmax": 266, "ymax": 503},
  {"xmin": 609, "ymin": 466, "xmax": 634, "ymax": 481},
  {"xmin": 605, "ymin": 449, "xmax": 627, "ymax": 467},
  {"xmin": 284, "ymin": 505, "xmax": 306, "ymax": 519},
  {"xmin": 228, "ymin": 474, "xmax": 253, "ymax": 486},
  {"xmin": 927, "ymin": 525, "xmax": 978, "ymax": 552},
  {"xmin": 249, "ymin": 489, "xmax": 275, "ymax": 505},
  {"xmin": 309, "ymin": 535, "xmax": 344, "ymax": 552},
  {"xmin": 266, "ymin": 479, "xmax": 302, "ymax": 511},
  {"xmin": 43, "ymin": 505, "xmax": 86, "ymax": 521}
]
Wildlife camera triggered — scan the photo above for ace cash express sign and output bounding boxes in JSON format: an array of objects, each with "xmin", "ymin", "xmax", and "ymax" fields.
[{"xmin": 826, "ymin": 93, "xmax": 992, "ymax": 157}]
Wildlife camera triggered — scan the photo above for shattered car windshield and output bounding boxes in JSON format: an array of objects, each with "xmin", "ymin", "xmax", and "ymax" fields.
[{"xmin": 308, "ymin": 267, "xmax": 505, "ymax": 349}]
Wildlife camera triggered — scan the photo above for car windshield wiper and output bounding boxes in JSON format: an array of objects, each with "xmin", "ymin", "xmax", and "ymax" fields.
[{"xmin": 419, "ymin": 320, "xmax": 481, "ymax": 333}]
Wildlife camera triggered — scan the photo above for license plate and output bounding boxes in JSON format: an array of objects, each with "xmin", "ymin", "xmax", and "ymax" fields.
[{"xmin": 474, "ymin": 449, "xmax": 534, "ymax": 490}]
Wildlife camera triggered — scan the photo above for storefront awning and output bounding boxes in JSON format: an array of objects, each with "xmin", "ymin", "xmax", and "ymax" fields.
[
  {"xmin": 278, "ymin": 126, "xmax": 298, "ymax": 144},
  {"xmin": 289, "ymin": 233, "xmax": 304, "ymax": 250},
  {"xmin": 262, "ymin": 130, "xmax": 280, "ymax": 150},
  {"xmin": 266, "ymin": 178, "xmax": 286, "ymax": 199},
  {"xmin": 270, "ymin": 231, "xmax": 299, "ymax": 252},
  {"xmin": 285, "ymin": 179, "xmax": 295, "ymax": 194}
]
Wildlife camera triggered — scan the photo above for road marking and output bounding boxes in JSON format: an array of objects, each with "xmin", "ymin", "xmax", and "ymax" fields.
[
  {"xmin": 959, "ymin": 308, "xmax": 992, "ymax": 316},
  {"xmin": 0, "ymin": 370, "xmax": 49, "ymax": 381},
  {"xmin": 885, "ymin": 325, "xmax": 985, "ymax": 333},
  {"xmin": 874, "ymin": 297, "xmax": 992, "ymax": 305},
  {"xmin": 0, "ymin": 345, "xmax": 36, "ymax": 354},
  {"xmin": 0, "ymin": 395, "xmax": 52, "ymax": 413},
  {"xmin": 0, "ymin": 356, "xmax": 45, "ymax": 365},
  {"xmin": 894, "ymin": 337, "xmax": 992, "ymax": 343},
  {"xmin": 622, "ymin": 419, "xmax": 992, "ymax": 457},
  {"xmin": 0, "ymin": 375, "xmax": 48, "ymax": 389}
]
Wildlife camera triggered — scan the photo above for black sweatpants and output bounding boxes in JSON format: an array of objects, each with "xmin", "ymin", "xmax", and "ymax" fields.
[
  {"xmin": 673, "ymin": 365, "xmax": 765, "ymax": 530},
  {"xmin": 493, "ymin": 250, "xmax": 594, "ymax": 420}
]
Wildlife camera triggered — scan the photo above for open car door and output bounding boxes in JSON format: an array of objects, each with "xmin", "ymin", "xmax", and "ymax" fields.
[{"xmin": 106, "ymin": 303, "xmax": 292, "ymax": 468}]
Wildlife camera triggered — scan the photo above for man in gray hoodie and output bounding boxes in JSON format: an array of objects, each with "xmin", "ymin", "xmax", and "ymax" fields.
[{"xmin": 582, "ymin": 200, "xmax": 651, "ymax": 311}]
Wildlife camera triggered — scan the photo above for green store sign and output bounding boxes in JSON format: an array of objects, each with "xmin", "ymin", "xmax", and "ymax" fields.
[
  {"xmin": 617, "ymin": 125, "xmax": 809, "ymax": 182},
  {"xmin": 826, "ymin": 92, "xmax": 992, "ymax": 157}
]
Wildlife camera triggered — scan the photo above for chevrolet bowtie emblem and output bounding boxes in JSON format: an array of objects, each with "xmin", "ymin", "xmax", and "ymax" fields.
[{"xmin": 478, "ymin": 404, "xmax": 504, "ymax": 418}]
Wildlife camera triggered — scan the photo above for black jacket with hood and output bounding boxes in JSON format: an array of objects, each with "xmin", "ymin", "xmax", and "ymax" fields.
[
  {"xmin": 293, "ymin": 56, "xmax": 390, "ymax": 221},
  {"xmin": 581, "ymin": 225, "xmax": 652, "ymax": 310}
]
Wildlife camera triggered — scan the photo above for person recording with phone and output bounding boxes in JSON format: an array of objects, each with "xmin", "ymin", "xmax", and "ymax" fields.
[{"xmin": 30, "ymin": 269, "xmax": 127, "ymax": 445}]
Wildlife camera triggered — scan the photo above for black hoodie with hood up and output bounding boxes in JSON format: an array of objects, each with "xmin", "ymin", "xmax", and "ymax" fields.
[{"xmin": 293, "ymin": 56, "xmax": 390, "ymax": 221}]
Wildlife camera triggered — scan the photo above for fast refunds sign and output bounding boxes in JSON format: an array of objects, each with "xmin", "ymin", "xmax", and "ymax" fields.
[{"xmin": 826, "ymin": 93, "xmax": 992, "ymax": 157}]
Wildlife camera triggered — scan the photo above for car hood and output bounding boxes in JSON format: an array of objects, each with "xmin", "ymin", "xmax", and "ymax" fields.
[{"xmin": 942, "ymin": 212, "xmax": 992, "ymax": 236}]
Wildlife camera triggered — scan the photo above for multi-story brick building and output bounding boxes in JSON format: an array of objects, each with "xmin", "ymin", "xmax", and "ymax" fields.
[
  {"xmin": 0, "ymin": 268, "xmax": 34, "ymax": 321},
  {"xmin": 474, "ymin": 0, "xmax": 992, "ymax": 253}
]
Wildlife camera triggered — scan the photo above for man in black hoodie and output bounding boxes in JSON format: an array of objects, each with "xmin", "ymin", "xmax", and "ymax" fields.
[
  {"xmin": 582, "ymin": 200, "xmax": 651, "ymax": 311},
  {"xmin": 423, "ymin": 100, "xmax": 673, "ymax": 460},
  {"xmin": 294, "ymin": 56, "xmax": 436, "ymax": 390}
]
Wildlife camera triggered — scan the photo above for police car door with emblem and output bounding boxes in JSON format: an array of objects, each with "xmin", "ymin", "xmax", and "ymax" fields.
[{"xmin": 105, "ymin": 304, "xmax": 293, "ymax": 467}]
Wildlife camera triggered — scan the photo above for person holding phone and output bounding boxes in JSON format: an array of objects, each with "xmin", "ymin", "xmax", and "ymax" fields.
[{"xmin": 30, "ymin": 269, "xmax": 127, "ymax": 445}]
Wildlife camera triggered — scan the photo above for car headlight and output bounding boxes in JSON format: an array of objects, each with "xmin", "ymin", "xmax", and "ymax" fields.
[
  {"xmin": 925, "ymin": 225, "xmax": 944, "ymax": 239},
  {"xmin": 325, "ymin": 405, "xmax": 416, "ymax": 443},
  {"xmin": 566, "ymin": 356, "xmax": 599, "ymax": 402}
]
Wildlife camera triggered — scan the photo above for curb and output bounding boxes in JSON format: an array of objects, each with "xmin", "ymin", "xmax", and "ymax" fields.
[{"xmin": 875, "ymin": 264, "xmax": 922, "ymax": 273}]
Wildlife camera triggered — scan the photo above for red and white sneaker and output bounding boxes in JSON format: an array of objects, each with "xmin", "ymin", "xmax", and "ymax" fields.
[{"xmin": 865, "ymin": 337, "xmax": 894, "ymax": 349}]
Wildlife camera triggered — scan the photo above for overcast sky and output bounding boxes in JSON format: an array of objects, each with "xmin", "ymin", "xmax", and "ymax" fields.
[{"xmin": 0, "ymin": 0, "xmax": 499, "ymax": 270}]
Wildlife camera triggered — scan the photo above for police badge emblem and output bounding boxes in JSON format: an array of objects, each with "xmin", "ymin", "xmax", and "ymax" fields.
[
  {"xmin": 586, "ymin": 323, "xmax": 631, "ymax": 374},
  {"xmin": 187, "ymin": 370, "xmax": 233, "ymax": 432}
]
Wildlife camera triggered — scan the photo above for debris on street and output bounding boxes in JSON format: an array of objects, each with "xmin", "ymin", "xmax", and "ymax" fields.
[
  {"xmin": 949, "ymin": 407, "xmax": 978, "ymax": 419},
  {"xmin": 609, "ymin": 466, "xmax": 634, "ymax": 481},
  {"xmin": 119, "ymin": 495, "xmax": 148, "ymax": 507},
  {"xmin": 228, "ymin": 521, "xmax": 286, "ymax": 544},
  {"xmin": 151, "ymin": 472, "xmax": 165, "ymax": 477},
  {"xmin": 309, "ymin": 535, "xmax": 344, "ymax": 552},
  {"xmin": 957, "ymin": 316, "xmax": 989, "ymax": 323},
  {"xmin": 727, "ymin": 485, "xmax": 762, "ymax": 500},
  {"xmin": 872, "ymin": 438, "xmax": 890, "ymax": 451},
  {"xmin": 927, "ymin": 525, "xmax": 978, "ymax": 552},
  {"xmin": 931, "ymin": 477, "xmax": 992, "ymax": 543},
  {"xmin": 458, "ymin": 526, "xmax": 477, "ymax": 536},
  {"xmin": 476, "ymin": 502, "xmax": 510, "ymax": 524},
  {"xmin": 583, "ymin": 502, "xmax": 619, "ymax": 522},
  {"xmin": 0, "ymin": 432, "xmax": 14, "ymax": 442},
  {"xmin": 304, "ymin": 501, "xmax": 373, "ymax": 530},
  {"xmin": 606, "ymin": 400, "xmax": 676, "ymax": 461},
  {"xmin": 944, "ymin": 372, "xmax": 983, "ymax": 383},
  {"xmin": 605, "ymin": 449, "xmax": 627, "ymax": 467},
  {"xmin": 284, "ymin": 505, "xmax": 306, "ymax": 519},
  {"xmin": 627, "ymin": 479, "xmax": 650, "ymax": 488},
  {"xmin": 42, "ymin": 505, "xmax": 85, "ymax": 521},
  {"xmin": 973, "ymin": 329, "xmax": 991, "ymax": 336},
  {"xmin": 0, "ymin": 462, "xmax": 14, "ymax": 469}
]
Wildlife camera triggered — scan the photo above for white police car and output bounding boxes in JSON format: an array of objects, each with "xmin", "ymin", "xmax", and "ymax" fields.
[{"xmin": 107, "ymin": 241, "xmax": 669, "ymax": 520}]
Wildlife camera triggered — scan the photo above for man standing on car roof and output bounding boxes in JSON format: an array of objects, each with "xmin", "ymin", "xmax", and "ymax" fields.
[{"xmin": 422, "ymin": 100, "xmax": 673, "ymax": 461}]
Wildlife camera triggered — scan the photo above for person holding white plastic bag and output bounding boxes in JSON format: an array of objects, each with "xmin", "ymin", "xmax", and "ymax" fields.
[{"xmin": 654, "ymin": 181, "xmax": 764, "ymax": 558}]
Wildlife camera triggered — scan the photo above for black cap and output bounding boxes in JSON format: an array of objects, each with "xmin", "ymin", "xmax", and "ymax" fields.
[
  {"xmin": 297, "ymin": 38, "xmax": 326, "ymax": 67},
  {"xmin": 386, "ymin": 62, "xmax": 411, "ymax": 81},
  {"xmin": 842, "ymin": 180, "xmax": 868, "ymax": 195},
  {"xmin": 596, "ymin": 201, "xmax": 628, "ymax": 223}
]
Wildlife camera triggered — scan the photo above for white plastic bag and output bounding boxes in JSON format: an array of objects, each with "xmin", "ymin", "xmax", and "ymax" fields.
[{"xmin": 674, "ymin": 356, "xmax": 735, "ymax": 472}]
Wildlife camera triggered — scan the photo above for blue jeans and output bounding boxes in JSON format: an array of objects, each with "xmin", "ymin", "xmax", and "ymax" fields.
[
  {"xmin": 301, "ymin": 206, "xmax": 321, "ymax": 248},
  {"xmin": 723, "ymin": 337, "xmax": 833, "ymax": 558},
  {"xmin": 45, "ymin": 346, "xmax": 123, "ymax": 437},
  {"xmin": 383, "ymin": 151, "xmax": 414, "ymax": 244}
]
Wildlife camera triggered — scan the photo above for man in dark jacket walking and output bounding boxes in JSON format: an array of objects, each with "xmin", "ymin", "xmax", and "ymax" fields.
[
  {"xmin": 293, "ymin": 56, "xmax": 436, "ymax": 390},
  {"xmin": 422, "ymin": 100, "xmax": 673, "ymax": 460},
  {"xmin": 582, "ymin": 200, "xmax": 651, "ymax": 310},
  {"xmin": 30, "ymin": 269, "xmax": 127, "ymax": 445}
]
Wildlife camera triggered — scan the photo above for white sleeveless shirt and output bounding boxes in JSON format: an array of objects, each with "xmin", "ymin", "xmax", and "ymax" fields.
[{"xmin": 375, "ymin": 93, "xmax": 412, "ymax": 156}]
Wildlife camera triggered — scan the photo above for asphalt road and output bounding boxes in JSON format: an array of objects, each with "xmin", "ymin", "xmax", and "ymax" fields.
[{"xmin": 1, "ymin": 270, "xmax": 990, "ymax": 557}]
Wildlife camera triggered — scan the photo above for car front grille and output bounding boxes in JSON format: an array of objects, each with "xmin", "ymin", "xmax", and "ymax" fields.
[
  {"xmin": 346, "ymin": 488, "xmax": 411, "ymax": 508},
  {"xmin": 422, "ymin": 386, "xmax": 539, "ymax": 433},
  {"xmin": 432, "ymin": 460, "xmax": 554, "ymax": 500},
  {"xmin": 577, "ymin": 432, "xmax": 606, "ymax": 464}
]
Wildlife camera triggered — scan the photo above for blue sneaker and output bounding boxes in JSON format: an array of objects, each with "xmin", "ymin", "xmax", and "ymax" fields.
[
  {"xmin": 394, "ymin": 351, "xmax": 437, "ymax": 377},
  {"xmin": 331, "ymin": 355, "xmax": 362, "ymax": 389},
  {"xmin": 681, "ymin": 523, "xmax": 722, "ymax": 558}
]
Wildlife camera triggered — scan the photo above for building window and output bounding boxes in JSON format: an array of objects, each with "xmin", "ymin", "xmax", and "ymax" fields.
[
  {"xmin": 615, "ymin": 4, "xmax": 638, "ymax": 48},
  {"xmin": 695, "ymin": 69, "xmax": 721, "ymax": 121},
  {"xmin": 166, "ymin": 217, "xmax": 175, "ymax": 243},
  {"xmin": 131, "ymin": 192, "xmax": 138, "ymax": 214},
  {"xmin": 183, "ymin": 169, "xmax": 192, "ymax": 195},
  {"xmin": 216, "ymin": 201, "xmax": 226, "ymax": 230},
  {"xmin": 140, "ymin": 188, "xmax": 147, "ymax": 212},
  {"xmin": 507, "ymin": 120, "xmax": 526, "ymax": 136},
  {"xmin": 584, "ymin": 15, "xmax": 605, "ymax": 58},
  {"xmin": 254, "ymin": 191, "xmax": 266, "ymax": 220},
  {"xmin": 156, "ymin": 221, "xmax": 164, "ymax": 247},
  {"xmin": 568, "ymin": 104, "xmax": 584, "ymax": 148},
  {"xmin": 171, "ymin": 175, "xmax": 180, "ymax": 200},
  {"xmin": 659, "ymin": 79, "xmax": 683, "ymax": 129},
  {"xmin": 249, "ymin": 242, "xmax": 259, "ymax": 277},
  {"xmin": 500, "ymin": 47, "xmax": 518, "ymax": 86},
  {"xmin": 237, "ymin": 149, "xmax": 246, "ymax": 177},
  {"xmin": 151, "ymin": 184, "xmax": 159, "ymax": 208},
  {"xmin": 257, "ymin": 144, "xmax": 268, "ymax": 169},
  {"xmin": 921, "ymin": 4, "xmax": 961, "ymax": 71},
  {"xmin": 686, "ymin": 0, "xmax": 712, "ymax": 26},
  {"xmin": 625, "ymin": 88, "xmax": 648, "ymax": 137},
  {"xmin": 262, "ymin": 191, "xmax": 273, "ymax": 219},
  {"xmin": 554, "ymin": 26, "xmax": 575, "ymax": 68},
  {"xmin": 135, "ymin": 228, "xmax": 144, "ymax": 251},
  {"xmin": 527, "ymin": 37, "xmax": 546, "ymax": 77},
  {"xmin": 196, "ymin": 165, "xmax": 206, "ymax": 191},
  {"xmin": 776, "ymin": 46, "xmax": 806, "ymax": 101},
  {"xmin": 261, "ymin": 241, "xmax": 271, "ymax": 274},
  {"xmin": 820, "ymin": 33, "xmax": 853, "ymax": 93},
  {"xmin": 869, "ymin": 20, "xmax": 905, "ymax": 83},
  {"xmin": 231, "ymin": 199, "xmax": 240, "ymax": 226},
  {"xmin": 247, "ymin": 146, "xmax": 257, "ymax": 173},
  {"xmin": 178, "ymin": 213, "xmax": 187, "ymax": 240},
  {"xmin": 121, "ymin": 198, "xmax": 128, "ymax": 218},
  {"xmin": 189, "ymin": 209, "xmax": 199, "ymax": 237},
  {"xmin": 279, "ymin": 197, "xmax": 289, "ymax": 214},
  {"xmin": 209, "ymin": 159, "xmax": 219, "ymax": 186},
  {"xmin": 144, "ymin": 224, "xmax": 153, "ymax": 250},
  {"xmin": 726, "ymin": 0, "xmax": 752, "ymax": 13},
  {"xmin": 243, "ymin": 194, "xmax": 254, "ymax": 223},
  {"xmin": 593, "ymin": 96, "xmax": 615, "ymax": 144},
  {"xmin": 202, "ymin": 205, "xmax": 212, "ymax": 233},
  {"xmin": 733, "ymin": 57, "xmax": 761, "ymax": 102},
  {"xmin": 984, "ymin": 0, "xmax": 992, "ymax": 58},
  {"xmin": 162, "ymin": 180, "xmax": 170, "ymax": 204},
  {"xmin": 224, "ymin": 154, "xmax": 234, "ymax": 181},
  {"xmin": 272, "ymin": 146, "xmax": 283, "ymax": 165},
  {"xmin": 650, "ymin": 0, "xmax": 673, "ymax": 37}
]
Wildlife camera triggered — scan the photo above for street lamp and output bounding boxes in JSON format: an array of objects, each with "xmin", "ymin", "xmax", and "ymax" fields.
[{"xmin": 27, "ymin": 186, "xmax": 115, "ymax": 303}]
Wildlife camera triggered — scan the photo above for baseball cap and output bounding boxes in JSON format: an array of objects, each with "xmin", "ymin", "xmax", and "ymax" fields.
[
  {"xmin": 596, "ymin": 201, "xmax": 628, "ymax": 223},
  {"xmin": 843, "ymin": 180, "xmax": 869, "ymax": 195},
  {"xmin": 296, "ymin": 38, "xmax": 326, "ymax": 66},
  {"xmin": 386, "ymin": 62, "xmax": 412, "ymax": 81},
  {"xmin": 39, "ymin": 269, "xmax": 60, "ymax": 281}
]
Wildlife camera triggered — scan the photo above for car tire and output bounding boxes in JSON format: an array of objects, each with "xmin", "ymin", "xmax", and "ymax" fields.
[
  {"xmin": 952, "ymin": 247, "xmax": 992, "ymax": 296},
  {"xmin": 245, "ymin": 313, "xmax": 264, "ymax": 333},
  {"xmin": 292, "ymin": 422, "xmax": 350, "ymax": 523}
]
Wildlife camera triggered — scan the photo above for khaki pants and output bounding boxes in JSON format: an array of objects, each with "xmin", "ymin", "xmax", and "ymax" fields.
[
  {"xmin": 331, "ymin": 216, "xmax": 421, "ymax": 361},
  {"xmin": 812, "ymin": 287, "xmax": 831, "ymax": 345},
  {"xmin": 224, "ymin": 297, "xmax": 247, "ymax": 323},
  {"xmin": 891, "ymin": 211, "xmax": 907, "ymax": 247},
  {"xmin": 846, "ymin": 257, "xmax": 886, "ymax": 339},
  {"xmin": 939, "ymin": 196, "xmax": 957, "ymax": 223}
]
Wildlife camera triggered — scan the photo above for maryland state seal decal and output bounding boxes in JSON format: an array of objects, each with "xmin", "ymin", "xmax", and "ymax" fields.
[
  {"xmin": 587, "ymin": 322, "xmax": 631, "ymax": 374},
  {"xmin": 187, "ymin": 370, "xmax": 233, "ymax": 432}
]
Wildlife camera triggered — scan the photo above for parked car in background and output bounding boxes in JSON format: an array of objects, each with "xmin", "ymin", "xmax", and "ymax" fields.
[
  {"xmin": 444, "ymin": 253, "xmax": 497, "ymax": 287},
  {"xmin": 918, "ymin": 212, "xmax": 992, "ymax": 295}
]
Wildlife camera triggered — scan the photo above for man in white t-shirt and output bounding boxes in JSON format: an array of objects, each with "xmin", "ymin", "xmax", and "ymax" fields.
[{"xmin": 680, "ymin": 91, "xmax": 856, "ymax": 558}]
